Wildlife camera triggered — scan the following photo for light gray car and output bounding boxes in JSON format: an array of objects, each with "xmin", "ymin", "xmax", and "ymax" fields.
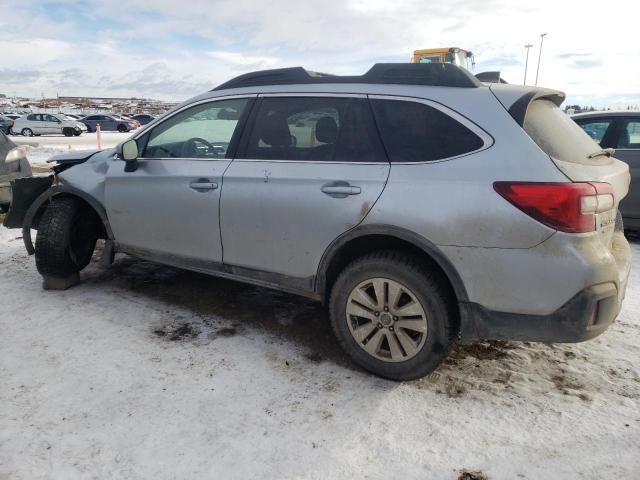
[
  {"xmin": 572, "ymin": 111, "xmax": 640, "ymax": 230},
  {"xmin": 4, "ymin": 64, "xmax": 631, "ymax": 380},
  {"xmin": 12, "ymin": 113, "xmax": 86, "ymax": 137}
]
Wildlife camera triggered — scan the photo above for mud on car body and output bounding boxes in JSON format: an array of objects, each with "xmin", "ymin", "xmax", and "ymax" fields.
[{"xmin": 3, "ymin": 63, "xmax": 631, "ymax": 380}]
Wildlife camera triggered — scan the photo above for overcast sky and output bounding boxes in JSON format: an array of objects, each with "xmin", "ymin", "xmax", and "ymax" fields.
[{"xmin": 0, "ymin": 0, "xmax": 637, "ymax": 107}]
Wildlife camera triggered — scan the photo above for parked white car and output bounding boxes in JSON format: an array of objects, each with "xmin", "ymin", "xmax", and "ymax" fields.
[{"xmin": 12, "ymin": 113, "xmax": 86, "ymax": 137}]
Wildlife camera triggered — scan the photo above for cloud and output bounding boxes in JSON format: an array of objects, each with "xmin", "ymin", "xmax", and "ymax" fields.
[
  {"xmin": 572, "ymin": 59, "xmax": 604, "ymax": 69},
  {"xmin": 557, "ymin": 52, "xmax": 592, "ymax": 59},
  {"xmin": 0, "ymin": 0, "xmax": 638, "ymax": 107}
]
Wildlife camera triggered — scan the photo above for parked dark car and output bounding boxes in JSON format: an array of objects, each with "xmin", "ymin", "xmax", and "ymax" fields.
[
  {"xmin": 79, "ymin": 114, "xmax": 138, "ymax": 133},
  {"xmin": 573, "ymin": 111, "xmax": 640, "ymax": 230},
  {"xmin": 0, "ymin": 115, "xmax": 13, "ymax": 134},
  {"xmin": 131, "ymin": 114, "xmax": 156, "ymax": 125},
  {"xmin": 0, "ymin": 131, "xmax": 32, "ymax": 211}
]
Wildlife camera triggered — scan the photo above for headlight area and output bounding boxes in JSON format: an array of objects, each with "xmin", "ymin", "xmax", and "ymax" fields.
[{"xmin": 5, "ymin": 147, "xmax": 27, "ymax": 165}]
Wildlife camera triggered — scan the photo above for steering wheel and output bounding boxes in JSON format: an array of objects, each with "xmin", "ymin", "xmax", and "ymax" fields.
[{"xmin": 181, "ymin": 137, "xmax": 216, "ymax": 158}]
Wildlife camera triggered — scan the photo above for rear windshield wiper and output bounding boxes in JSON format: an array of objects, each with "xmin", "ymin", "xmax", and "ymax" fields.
[{"xmin": 587, "ymin": 148, "xmax": 615, "ymax": 159}]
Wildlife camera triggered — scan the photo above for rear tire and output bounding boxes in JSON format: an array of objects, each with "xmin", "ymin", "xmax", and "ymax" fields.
[
  {"xmin": 21, "ymin": 128, "xmax": 33, "ymax": 137},
  {"xmin": 329, "ymin": 251, "xmax": 455, "ymax": 381},
  {"xmin": 117, "ymin": 124, "xmax": 128, "ymax": 133},
  {"xmin": 35, "ymin": 197, "xmax": 100, "ymax": 278}
]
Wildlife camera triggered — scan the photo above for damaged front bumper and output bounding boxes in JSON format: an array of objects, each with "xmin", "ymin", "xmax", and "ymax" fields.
[{"xmin": 3, "ymin": 175, "xmax": 55, "ymax": 253}]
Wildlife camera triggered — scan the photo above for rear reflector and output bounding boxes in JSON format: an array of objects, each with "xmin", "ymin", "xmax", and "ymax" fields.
[{"xmin": 493, "ymin": 182, "xmax": 614, "ymax": 233}]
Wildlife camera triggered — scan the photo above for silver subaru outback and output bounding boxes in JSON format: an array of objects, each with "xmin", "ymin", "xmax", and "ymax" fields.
[{"xmin": 4, "ymin": 64, "xmax": 631, "ymax": 380}]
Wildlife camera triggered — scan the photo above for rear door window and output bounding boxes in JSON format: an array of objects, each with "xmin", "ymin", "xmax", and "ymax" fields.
[
  {"xmin": 370, "ymin": 99, "xmax": 485, "ymax": 162},
  {"xmin": 574, "ymin": 118, "xmax": 614, "ymax": 145},
  {"xmin": 616, "ymin": 119, "xmax": 640, "ymax": 149},
  {"xmin": 243, "ymin": 97, "xmax": 386, "ymax": 162}
]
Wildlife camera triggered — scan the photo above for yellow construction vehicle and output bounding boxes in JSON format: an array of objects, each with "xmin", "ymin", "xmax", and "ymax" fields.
[{"xmin": 411, "ymin": 47, "xmax": 474, "ymax": 70}]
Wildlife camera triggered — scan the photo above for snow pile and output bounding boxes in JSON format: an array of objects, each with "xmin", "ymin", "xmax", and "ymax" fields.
[{"xmin": 0, "ymin": 225, "xmax": 638, "ymax": 479}]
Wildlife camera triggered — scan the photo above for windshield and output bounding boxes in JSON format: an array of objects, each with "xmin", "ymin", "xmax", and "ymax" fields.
[{"xmin": 450, "ymin": 50, "xmax": 472, "ymax": 69}]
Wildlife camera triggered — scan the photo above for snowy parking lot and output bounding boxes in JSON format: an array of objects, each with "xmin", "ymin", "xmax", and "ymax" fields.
[{"xmin": 1, "ymin": 212, "xmax": 639, "ymax": 478}]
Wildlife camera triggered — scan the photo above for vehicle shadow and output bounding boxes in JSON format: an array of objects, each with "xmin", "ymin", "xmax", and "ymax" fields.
[
  {"xmin": 84, "ymin": 254, "xmax": 355, "ymax": 370},
  {"xmin": 80, "ymin": 250, "xmax": 632, "ymax": 399}
]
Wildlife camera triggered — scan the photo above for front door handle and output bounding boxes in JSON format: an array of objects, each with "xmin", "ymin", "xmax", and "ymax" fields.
[
  {"xmin": 321, "ymin": 182, "xmax": 361, "ymax": 198},
  {"xmin": 189, "ymin": 179, "xmax": 218, "ymax": 192}
]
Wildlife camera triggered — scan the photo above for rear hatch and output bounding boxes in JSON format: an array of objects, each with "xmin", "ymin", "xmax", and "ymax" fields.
[{"xmin": 522, "ymin": 98, "xmax": 630, "ymax": 247}]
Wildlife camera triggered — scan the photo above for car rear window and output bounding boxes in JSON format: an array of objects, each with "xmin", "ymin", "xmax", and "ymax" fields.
[{"xmin": 524, "ymin": 99, "xmax": 603, "ymax": 164}]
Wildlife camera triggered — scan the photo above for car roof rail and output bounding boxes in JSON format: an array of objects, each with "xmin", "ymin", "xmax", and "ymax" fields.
[{"xmin": 212, "ymin": 63, "xmax": 482, "ymax": 91}]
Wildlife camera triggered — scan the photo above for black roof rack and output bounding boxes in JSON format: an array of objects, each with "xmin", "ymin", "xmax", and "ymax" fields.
[{"xmin": 212, "ymin": 63, "xmax": 482, "ymax": 91}]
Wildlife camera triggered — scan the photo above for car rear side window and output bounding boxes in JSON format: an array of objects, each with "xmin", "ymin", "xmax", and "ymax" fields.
[
  {"xmin": 617, "ymin": 120, "xmax": 640, "ymax": 149},
  {"xmin": 574, "ymin": 118, "xmax": 613, "ymax": 144},
  {"xmin": 243, "ymin": 97, "xmax": 386, "ymax": 162},
  {"xmin": 370, "ymin": 99, "xmax": 484, "ymax": 162}
]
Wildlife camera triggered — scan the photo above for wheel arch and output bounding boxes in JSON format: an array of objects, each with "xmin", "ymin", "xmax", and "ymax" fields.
[
  {"xmin": 316, "ymin": 225, "xmax": 468, "ymax": 305},
  {"xmin": 22, "ymin": 185, "xmax": 113, "ymax": 255}
]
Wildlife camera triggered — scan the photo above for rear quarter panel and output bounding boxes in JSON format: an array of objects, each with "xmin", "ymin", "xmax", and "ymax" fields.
[{"xmin": 363, "ymin": 86, "xmax": 567, "ymax": 248}]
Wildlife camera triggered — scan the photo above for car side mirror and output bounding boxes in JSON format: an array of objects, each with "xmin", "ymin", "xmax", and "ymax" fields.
[{"xmin": 121, "ymin": 139, "xmax": 139, "ymax": 172}]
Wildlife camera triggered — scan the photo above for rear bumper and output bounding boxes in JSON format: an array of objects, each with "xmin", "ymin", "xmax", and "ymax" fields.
[
  {"xmin": 460, "ymin": 281, "xmax": 625, "ymax": 343},
  {"xmin": 457, "ymin": 229, "xmax": 631, "ymax": 343}
]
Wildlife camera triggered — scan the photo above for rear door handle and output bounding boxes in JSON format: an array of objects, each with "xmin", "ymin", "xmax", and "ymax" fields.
[
  {"xmin": 189, "ymin": 179, "xmax": 218, "ymax": 192},
  {"xmin": 321, "ymin": 182, "xmax": 361, "ymax": 198}
]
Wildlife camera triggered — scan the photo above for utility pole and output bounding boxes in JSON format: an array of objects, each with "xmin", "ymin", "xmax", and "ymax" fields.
[
  {"xmin": 524, "ymin": 43, "xmax": 533, "ymax": 85},
  {"xmin": 535, "ymin": 33, "xmax": 547, "ymax": 86}
]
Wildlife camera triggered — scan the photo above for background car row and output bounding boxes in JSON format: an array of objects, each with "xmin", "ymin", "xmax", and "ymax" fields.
[{"xmin": 0, "ymin": 112, "xmax": 157, "ymax": 136}]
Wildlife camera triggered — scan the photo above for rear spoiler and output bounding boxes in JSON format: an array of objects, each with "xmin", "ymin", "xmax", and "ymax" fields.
[{"xmin": 489, "ymin": 84, "xmax": 566, "ymax": 127}]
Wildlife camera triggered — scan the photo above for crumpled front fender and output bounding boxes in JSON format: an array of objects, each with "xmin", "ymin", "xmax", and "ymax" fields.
[{"xmin": 4, "ymin": 179, "xmax": 114, "ymax": 255}]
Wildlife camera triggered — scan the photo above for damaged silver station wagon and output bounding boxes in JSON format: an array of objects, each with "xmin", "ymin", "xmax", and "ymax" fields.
[{"xmin": 4, "ymin": 63, "xmax": 631, "ymax": 380}]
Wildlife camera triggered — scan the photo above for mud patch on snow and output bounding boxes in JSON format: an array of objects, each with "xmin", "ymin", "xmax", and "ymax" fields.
[
  {"xmin": 154, "ymin": 322, "xmax": 200, "ymax": 341},
  {"xmin": 304, "ymin": 352, "xmax": 324, "ymax": 363},
  {"xmin": 550, "ymin": 373, "xmax": 591, "ymax": 401},
  {"xmin": 457, "ymin": 470, "xmax": 488, "ymax": 480},
  {"xmin": 449, "ymin": 340, "xmax": 519, "ymax": 361},
  {"xmin": 86, "ymin": 256, "xmax": 354, "ymax": 368}
]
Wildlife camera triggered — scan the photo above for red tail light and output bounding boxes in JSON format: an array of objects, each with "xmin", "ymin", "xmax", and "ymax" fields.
[{"xmin": 493, "ymin": 182, "xmax": 614, "ymax": 233}]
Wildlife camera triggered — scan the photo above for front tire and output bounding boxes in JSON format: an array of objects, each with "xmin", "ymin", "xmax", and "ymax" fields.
[
  {"xmin": 329, "ymin": 251, "xmax": 455, "ymax": 380},
  {"xmin": 35, "ymin": 197, "xmax": 100, "ymax": 278},
  {"xmin": 117, "ymin": 124, "xmax": 128, "ymax": 133},
  {"xmin": 63, "ymin": 127, "xmax": 74, "ymax": 137}
]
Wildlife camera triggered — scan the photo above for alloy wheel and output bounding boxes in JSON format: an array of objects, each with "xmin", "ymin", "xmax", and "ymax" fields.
[{"xmin": 346, "ymin": 277, "xmax": 428, "ymax": 362}]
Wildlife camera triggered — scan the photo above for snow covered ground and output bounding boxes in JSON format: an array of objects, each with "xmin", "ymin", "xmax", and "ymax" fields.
[{"xmin": 0, "ymin": 221, "xmax": 639, "ymax": 479}]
